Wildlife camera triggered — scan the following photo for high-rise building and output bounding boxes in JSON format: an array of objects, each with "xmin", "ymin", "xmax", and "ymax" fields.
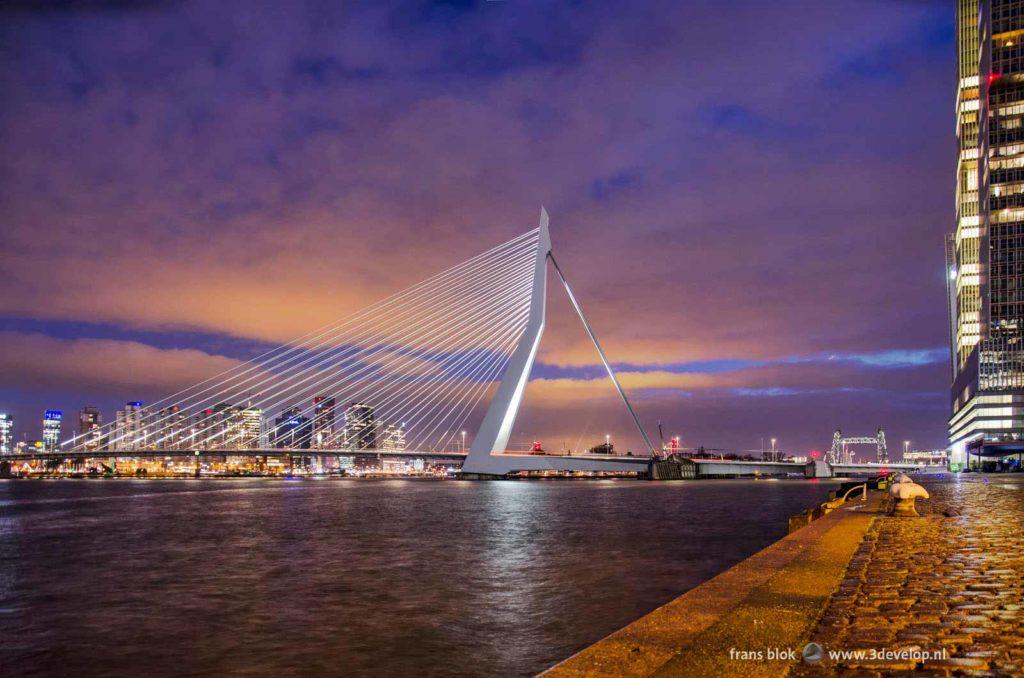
[
  {"xmin": 78, "ymin": 406, "xmax": 103, "ymax": 450},
  {"xmin": 272, "ymin": 407, "xmax": 312, "ymax": 449},
  {"xmin": 343, "ymin": 403, "xmax": 376, "ymax": 450},
  {"xmin": 0, "ymin": 413, "xmax": 12, "ymax": 455},
  {"xmin": 240, "ymin": 406, "xmax": 263, "ymax": 449},
  {"xmin": 209, "ymin": 403, "xmax": 238, "ymax": 448},
  {"xmin": 153, "ymin": 405, "xmax": 190, "ymax": 449},
  {"xmin": 948, "ymin": 1, "xmax": 1024, "ymax": 463},
  {"xmin": 42, "ymin": 410, "xmax": 62, "ymax": 452},
  {"xmin": 114, "ymin": 401, "xmax": 147, "ymax": 451},
  {"xmin": 312, "ymin": 396, "xmax": 336, "ymax": 449},
  {"xmin": 381, "ymin": 422, "xmax": 406, "ymax": 452}
]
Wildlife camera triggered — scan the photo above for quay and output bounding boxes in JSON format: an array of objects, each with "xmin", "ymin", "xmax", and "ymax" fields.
[{"xmin": 545, "ymin": 474, "xmax": 1024, "ymax": 676}]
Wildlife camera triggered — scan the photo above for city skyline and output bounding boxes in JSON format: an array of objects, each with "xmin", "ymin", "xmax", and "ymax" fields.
[{"xmin": 1, "ymin": 1, "xmax": 954, "ymax": 453}]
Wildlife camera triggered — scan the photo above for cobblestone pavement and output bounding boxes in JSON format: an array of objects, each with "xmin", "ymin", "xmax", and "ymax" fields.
[{"xmin": 791, "ymin": 475, "xmax": 1024, "ymax": 676}]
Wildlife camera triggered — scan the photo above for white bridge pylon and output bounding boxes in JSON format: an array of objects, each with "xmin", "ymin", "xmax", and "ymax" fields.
[{"xmin": 461, "ymin": 208, "xmax": 655, "ymax": 476}]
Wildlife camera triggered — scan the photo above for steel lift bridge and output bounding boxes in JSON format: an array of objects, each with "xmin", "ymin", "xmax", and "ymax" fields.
[
  {"xmin": 827, "ymin": 428, "xmax": 888, "ymax": 465},
  {"xmin": 52, "ymin": 209, "xmax": 656, "ymax": 476}
]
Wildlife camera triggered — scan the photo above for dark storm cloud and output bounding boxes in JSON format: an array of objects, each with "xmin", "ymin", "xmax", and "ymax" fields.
[{"xmin": 0, "ymin": 0, "xmax": 955, "ymax": 451}]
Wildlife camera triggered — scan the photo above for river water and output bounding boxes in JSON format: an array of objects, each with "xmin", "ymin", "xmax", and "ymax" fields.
[{"xmin": 0, "ymin": 478, "xmax": 839, "ymax": 676}]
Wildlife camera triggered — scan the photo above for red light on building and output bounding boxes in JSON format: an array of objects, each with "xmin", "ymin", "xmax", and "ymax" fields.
[
  {"xmin": 531, "ymin": 441, "xmax": 543, "ymax": 452},
  {"xmin": 810, "ymin": 450, "xmax": 821, "ymax": 460},
  {"xmin": 988, "ymin": 72, "xmax": 1002, "ymax": 86}
]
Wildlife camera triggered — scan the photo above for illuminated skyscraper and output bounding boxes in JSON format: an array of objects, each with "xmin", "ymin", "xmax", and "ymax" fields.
[
  {"xmin": 0, "ymin": 413, "xmax": 12, "ymax": 455},
  {"xmin": 114, "ymin": 401, "xmax": 147, "ymax": 451},
  {"xmin": 240, "ymin": 406, "xmax": 263, "ymax": 449},
  {"xmin": 79, "ymin": 406, "xmax": 103, "ymax": 450},
  {"xmin": 343, "ymin": 403, "xmax": 376, "ymax": 450},
  {"xmin": 42, "ymin": 410, "xmax": 62, "ymax": 452},
  {"xmin": 272, "ymin": 407, "xmax": 312, "ymax": 449},
  {"xmin": 155, "ymin": 406, "xmax": 190, "ymax": 449},
  {"xmin": 312, "ymin": 396, "xmax": 335, "ymax": 448},
  {"xmin": 949, "ymin": 0, "xmax": 1024, "ymax": 461},
  {"xmin": 381, "ymin": 423, "xmax": 406, "ymax": 452}
]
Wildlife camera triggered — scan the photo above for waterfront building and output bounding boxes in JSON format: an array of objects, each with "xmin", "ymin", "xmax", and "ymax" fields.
[
  {"xmin": 154, "ymin": 406, "xmax": 190, "ymax": 449},
  {"xmin": 381, "ymin": 422, "xmax": 406, "ymax": 452},
  {"xmin": 343, "ymin": 403, "xmax": 376, "ymax": 450},
  {"xmin": 240, "ymin": 406, "xmax": 263, "ymax": 449},
  {"xmin": 272, "ymin": 407, "xmax": 312, "ymax": 449},
  {"xmin": 904, "ymin": 449, "xmax": 951, "ymax": 467},
  {"xmin": 948, "ymin": 0, "xmax": 1024, "ymax": 463},
  {"xmin": 42, "ymin": 410, "xmax": 62, "ymax": 452},
  {"xmin": 191, "ymin": 403, "xmax": 258, "ymax": 450},
  {"xmin": 113, "ymin": 401, "xmax": 148, "ymax": 450},
  {"xmin": 212, "ymin": 403, "xmax": 241, "ymax": 448},
  {"xmin": 78, "ymin": 406, "xmax": 103, "ymax": 450},
  {"xmin": 0, "ymin": 413, "xmax": 12, "ymax": 454},
  {"xmin": 312, "ymin": 396, "xmax": 336, "ymax": 448},
  {"xmin": 191, "ymin": 408, "xmax": 216, "ymax": 449}
]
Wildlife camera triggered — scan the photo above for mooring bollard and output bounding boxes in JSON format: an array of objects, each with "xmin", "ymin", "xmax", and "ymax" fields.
[{"xmin": 888, "ymin": 480, "xmax": 929, "ymax": 517}]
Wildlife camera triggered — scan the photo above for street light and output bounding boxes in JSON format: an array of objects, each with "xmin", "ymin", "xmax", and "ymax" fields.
[
  {"xmin": 461, "ymin": 430, "xmax": 466, "ymax": 454},
  {"xmin": 770, "ymin": 437, "xmax": 777, "ymax": 462},
  {"xmin": 904, "ymin": 440, "xmax": 910, "ymax": 457},
  {"xmin": 605, "ymin": 433, "xmax": 611, "ymax": 453}
]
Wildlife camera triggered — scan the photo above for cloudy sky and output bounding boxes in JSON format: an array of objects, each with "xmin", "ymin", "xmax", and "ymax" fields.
[{"xmin": 0, "ymin": 0, "xmax": 953, "ymax": 456}]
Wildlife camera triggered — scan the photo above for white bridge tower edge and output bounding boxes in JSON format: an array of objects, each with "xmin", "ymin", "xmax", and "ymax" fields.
[
  {"xmin": 461, "ymin": 209, "xmax": 655, "ymax": 477},
  {"xmin": 461, "ymin": 208, "xmax": 551, "ymax": 475}
]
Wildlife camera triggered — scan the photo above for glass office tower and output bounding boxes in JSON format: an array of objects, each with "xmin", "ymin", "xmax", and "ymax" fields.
[{"xmin": 949, "ymin": 0, "xmax": 1024, "ymax": 465}]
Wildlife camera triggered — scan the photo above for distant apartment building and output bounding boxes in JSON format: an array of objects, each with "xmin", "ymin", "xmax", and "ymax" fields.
[
  {"xmin": 154, "ymin": 405, "xmax": 191, "ymax": 449},
  {"xmin": 272, "ymin": 407, "xmax": 312, "ymax": 449},
  {"xmin": 0, "ymin": 413, "xmax": 12, "ymax": 454},
  {"xmin": 113, "ymin": 401, "xmax": 147, "ymax": 451},
  {"xmin": 948, "ymin": 0, "xmax": 1024, "ymax": 463},
  {"xmin": 312, "ymin": 396, "xmax": 336, "ymax": 448},
  {"xmin": 42, "ymin": 410, "xmax": 62, "ymax": 452},
  {"xmin": 240, "ymin": 406, "xmax": 264, "ymax": 448},
  {"xmin": 343, "ymin": 403, "xmax": 376, "ymax": 450},
  {"xmin": 380, "ymin": 423, "xmax": 406, "ymax": 452},
  {"xmin": 78, "ymin": 406, "xmax": 103, "ymax": 450}
]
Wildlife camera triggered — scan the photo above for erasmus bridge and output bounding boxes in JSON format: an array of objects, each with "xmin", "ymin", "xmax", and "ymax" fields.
[
  {"xmin": 42, "ymin": 209, "xmax": 655, "ymax": 476},
  {"xmin": 23, "ymin": 209, "xmax": 914, "ymax": 479}
]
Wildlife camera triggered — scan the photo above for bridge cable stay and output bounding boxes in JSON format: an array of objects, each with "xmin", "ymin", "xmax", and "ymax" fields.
[
  {"xmin": 85, "ymin": 234, "xmax": 537, "ymax": 453},
  {"xmin": 62, "ymin": 228, "xmax": 538, "ymax": 451},
  {"xmin": 91, "ymin": 246, "xmax": 534, "ymax": 452},
  {"xmin": 67, "ymin": 229, "xmax": 545, "ymax": 454},
  {"xmin": 62, "ymin": 230, "xmax": 538, "ymax": 451},
  {"xmin": 181, "ymin": 262, "xmax": 534, "ymax": 451},
  {"xmin": 548, "ymin": 253, "xmax": 657, "ymax": 456}
]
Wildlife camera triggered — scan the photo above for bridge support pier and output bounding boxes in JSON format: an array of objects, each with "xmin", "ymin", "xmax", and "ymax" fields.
[{"xmin": 804, "ymin": 460, "xmax": 834, "ymax": 479}]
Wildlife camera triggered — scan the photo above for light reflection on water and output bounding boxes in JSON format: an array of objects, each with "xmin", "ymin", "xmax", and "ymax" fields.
[{"xmin": 0, "ymin": 478, "xmax": 839, "ymax": 676}]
